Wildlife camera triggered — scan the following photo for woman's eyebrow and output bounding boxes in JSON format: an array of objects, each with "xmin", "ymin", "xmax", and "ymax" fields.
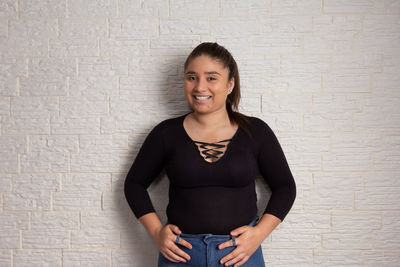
[{"xmin": 185, "ymin": 71, "xmax": 221, "ymax": 76}]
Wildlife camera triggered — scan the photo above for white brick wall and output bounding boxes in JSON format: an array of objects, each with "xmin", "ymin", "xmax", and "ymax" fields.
[{"xmin": 0, "ymin": 0, "xmax": 399, "ymax": 266}]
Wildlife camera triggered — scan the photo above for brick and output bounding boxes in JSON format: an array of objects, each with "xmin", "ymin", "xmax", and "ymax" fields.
[
  {"xmin": 50, "ymin": 39, "xmax": 99, "ymax": 57},
  {"xmin": 0, "ymin": 58, "xmax": 26, "ymax": 96},
  {"xmin": 4, "ymin": 191, "xmax": 52, "ymax": 210},
  {"xmin": 354, "ymin": 15, "xmax": 400, "ymax": 54},
  {"xmin": 270, "ymin": 132, "xmax": 330, "ymax": 170},
  {"xmin": 0, "ymin": 136, "xmax": 26, "ymax": 153},
  {"xmin": 50, "ymin": 117, "xmax": 99, "ymax": 134},
  {"xmin": 0, "ymin": 18, "xmax": 7, "ymax": 37},
  {"xmin": 235, "ymin": 55, "xmax": 279, "ymax": 93},
  {"xmin": 170, "ymin": 0, "xmax": 219, "ymax": 16},
  {"xmin": 71, "ymin": 229, "xmax": 120, "ymax": 248},
  {"xmin": 31, "ymin": 212, "xmax": 79, "ymax": 230},
  {"xmin": 1, "ymin": 116, "xmax": 49, "ymax": 135},
  {"xmin": 373, "ymin": 134, "xmax": 400, "ymax": 170},
  {"xmin": 332, "ymin": 54, "xmax": 381, "ymax": 74},
  {"xmin": 260, "ymin": 15, "xmax": 312, "ymax": 33},
  {"xmin": 30, "ymin": 135, "xmax": 78, "ymax": 153},
  {"xmin": 262, "ymin": 249, "xmax": 313, "ymax": 266},
  {"xmin": 374, "ymin": 0, "xmax": 400, "ymax": 13},
  {"xmin": 0, "ymin": 97, "xmax": 9, "ymax": 114},
  {"xmin": 356, "ymin": 186, "xmax": 400, "ymax": 210},
  {"xmin": 53, "ymin": 190, "xmax": 102, "ymax": 211},
  {"xmin": 323, "ymin": 0, "xmax": 374, "ymax": 13},
  {"xmin": 0, "ymin": 152, "xmax": 18, "ymax": 172},
  {"xmin": 68, "ymin": 0, "xmax": 116, "ymax": 17},
  {"xmin": 354, "ymin": 93, "xmax": 400, "ymax": 131},
  {"xmin": 101, "ymin": 39, "xmax": 149, "ymax": 57},
  {"xmin": 150, "ymin": 37, "xmax": 200, "ymax": 56},
  {"xmin": 22, "ymin": 229, "xmax": 69, "ymax": 248},
  {"xmin": 323, "ymin": 230, "xmax": 372, "ymax": 249},
  {"xmin": 81, "ymin": 211, "xmax": 130, "ymax": 230},
  {"xmin": 109, "ymin": 18, "xmax": 158, "ymax": 39},
  {"xmin": 314, "ymin": 250, "xmax": 363, "ymax": 266},
  {"xmin": 278, "ymin": 211, "xmax": 330, "ymax": 232},
  {"xmin": 70, "ymin": 152, "xmax": 119, "ymax": 172},
  {"xmin": 0, "ymin": 174, "xmax": 11, "ymax": 192},
  {"xmin": 62, "ymin": 173, "xmax": 111, "ymax": 192},
  {"xmin": 19, "ymin": 0, "xmax": 65, "ymax": 18},
  {"xmin": 69, "ymin": 76, "xmax": 118, "ymax": 96},
  {"xmin": 29, "ymin": 58, "xmax": 76, "ymax": 77},
  {"xmin": 363, "ymin": 251, "xmax": 400, "ymax": 266},
  {"xmin": 20, "ymin": 76, "xmax": 67, "ymax": 96},
  {"xmin": 304, "ymin": 15, "xmax": 361, "ymax": 54},
  {"xmin": 262, "ymin": 92, "xmax": 312, "ymax": 114},
  {"xmin": 270, "ymin": 74, "xmax": 322, "ymax": 93},
  {"xmin": 0, "ymin": 0, "xmax": 17, "ymax": 17},
  {"xmin": 13, "ymin": 250, "xmax": 61, "ymax": 267},
  {"xmin": 112, "ymin": 249, "xmax": 158, "ymax": 267},
  {"xmin": 382, "ymin": 211, "xmax": 400, "ymax": 231},
  {"xmin": 118, "ymin": 0, "xmax": 169, "ymax": 17},
  {"xmin": 59, "ymin": 18, "xmax": 107, "ymax": 39},
  {"xmin": 0, "ymin": 212, "xmax": 29, "ymax": 230},
  {"xmin": 262, "ymin": 228, "xmax": 321, "ymax": 249},
  {"xmin": 0, "ymin": 250, "xmax": 11, "ymax": 266},
  {"xmin": 323, "ymin": 73, "xmax": 372, "ymax": 93},
  {"xmin": 160, "ymin": 18, "xmax": 208, "ymax": 35},
  {"xmin": 304, "ymin": 172, "xmax": 363, "ymax": 210},
  {"xmin": 214, "ymin": 38, "xmax": 253, "ymax": 55},
  {"xmin": 0, "ymin": 37, "xmax": 48, "ymax": 57},
  {"xmin": 9, "ymin": 18, "xmax": 57, "ymax": 39},
  {"xmin": 374, "ymin": 55, "xmax": 400, "ymax": 92},
  {"xmin": 63, "ymin": 250, "xmax": 110, "ymax": 267},
  {"xmin": 271, "ymin": 0, "xmax": 322, "ymax": 14},
  {"xmin": 305, "ymin": 93, "xmax": 362, "ymax": 131},
  {"xmin": 238, "ymin": 94, "xmax": 261, "ymax": 113},
  {"xmin": 281, "ymin": 55, "xmax": 330, "ymax": 74},
  {"xmin": 11, "ymin": 96, "xmax": 58, "ymax": 116},
  {"xmin": 60, "ymin": 96, "xmax": 108, "ymax": 118},
  {"xmin": 79, "ymin": 58, "xmax": 128, "ymax": 77},
  {"xmin": 221, "ymin": 0, "xmax": 270, "ymax": 15},
  {"xmin": 21, "ymin": 151, "xmax": 69, "ymax": 172},
  {"xmin": 374, "ymin": 230, "xmax": 400, "ymax": 249},
  {"xmin": 0, "ymin": 230, "xmax": 19, "ymax": 248},
  {"xmin": 331, "ymin": 211, "xmax": 381, "ymax": 230},
  {"xmin": 210, "ymin": 17, "xmax": 259, "ymax": 37},
  {"xmin": 80, "ymin": 134, "xmax": 128, "ymax": 154},
  {"xmin": 365, "ymin": 172, "xmax": 400, "ymax": 187},
  {"xmin": 253, "ymin": 33, "xmax": 303, "ymax": 54}
]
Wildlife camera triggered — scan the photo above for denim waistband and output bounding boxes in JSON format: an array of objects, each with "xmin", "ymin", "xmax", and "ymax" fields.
[{"xmin": 176, "ymin": 216, "xmax": 260, "ymax": 241}]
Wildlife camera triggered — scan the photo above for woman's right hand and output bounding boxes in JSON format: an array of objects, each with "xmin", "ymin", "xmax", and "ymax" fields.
[{"xmin": 155, "ymin": 224, "xmax": 192, "ymax": 263}]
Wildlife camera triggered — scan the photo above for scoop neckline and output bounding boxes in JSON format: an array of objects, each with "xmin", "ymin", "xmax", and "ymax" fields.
[{"xmin": 180, "ymin": 111, "xmax": 240, "ymax": 165}]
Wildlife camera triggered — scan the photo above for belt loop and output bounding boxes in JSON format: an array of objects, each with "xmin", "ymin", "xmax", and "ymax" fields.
[
  {"xmin": 175, "ymin": 234, "xmax": 180, "ymax": 244},
  {"xmin": 231, "ymin": 235, "xmax": 236, "ymax": 247}
]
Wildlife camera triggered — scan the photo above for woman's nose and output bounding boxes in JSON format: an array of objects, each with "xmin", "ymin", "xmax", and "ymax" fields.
[{"xmin": 195, "ymin": 77, "xmax": 207, "ymax": 91}]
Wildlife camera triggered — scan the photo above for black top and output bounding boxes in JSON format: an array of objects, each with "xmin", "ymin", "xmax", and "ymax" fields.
[{"xmin": 124, "ymin": 112, "xmax": 296, "ymax": 235}]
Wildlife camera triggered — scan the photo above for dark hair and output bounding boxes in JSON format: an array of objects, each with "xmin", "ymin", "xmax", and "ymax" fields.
[{"xmin": 184, "ymin": 42, "xmax": 251, "ymax": 137}]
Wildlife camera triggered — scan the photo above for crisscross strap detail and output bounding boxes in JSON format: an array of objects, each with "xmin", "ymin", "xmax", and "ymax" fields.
[{"xmin": 193, "ymin": 138, "xmax": 232, "ymax": 161}]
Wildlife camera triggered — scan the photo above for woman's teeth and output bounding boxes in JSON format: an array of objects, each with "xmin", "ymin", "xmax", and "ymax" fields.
[{"xmin": 194, "ymin": 96, "xmax": 211, "ymax": 100}]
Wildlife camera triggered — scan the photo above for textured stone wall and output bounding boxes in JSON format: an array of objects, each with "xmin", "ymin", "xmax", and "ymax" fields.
[{"xmin": 0, "ymin": 0, "xmax": 399, "ymax": 266}]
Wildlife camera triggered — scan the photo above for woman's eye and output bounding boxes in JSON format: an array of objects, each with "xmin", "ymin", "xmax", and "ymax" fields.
[
  {"xmin": 187, "ymin": 76, "xmax": 196, "ymax": 81},
  {"xmin": 207, "ymin": 77, "xmax": 216, "ymax": 81}
]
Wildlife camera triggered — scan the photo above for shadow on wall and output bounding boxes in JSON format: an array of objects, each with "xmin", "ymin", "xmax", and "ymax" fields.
[{"xmin": 115, "ymin": 56, "xmax": 272, "ymax": 265}]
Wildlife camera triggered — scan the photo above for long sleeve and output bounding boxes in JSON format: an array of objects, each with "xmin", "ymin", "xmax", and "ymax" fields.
[
  {"xmin": 124, "ymin": 123, "xmax": 166, "ymax": 219},
  {"xmin": 257, "ymin": 120, "xmax": 296, "ymax": 221}
]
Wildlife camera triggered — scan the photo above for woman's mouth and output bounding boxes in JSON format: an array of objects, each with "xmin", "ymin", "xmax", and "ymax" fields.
[{"xmin": 194, "ymin": 95, "xmax": 212, "ymax": 101}]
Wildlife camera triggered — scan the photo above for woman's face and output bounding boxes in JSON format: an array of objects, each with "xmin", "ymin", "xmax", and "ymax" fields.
[{"xmin": 184, "ymin": 55, "xmax": 234, "ymax": 115}]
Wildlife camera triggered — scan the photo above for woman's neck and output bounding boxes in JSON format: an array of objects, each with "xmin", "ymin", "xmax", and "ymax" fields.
[{"xmin": 190, "ymin": 108, "xmax": 232, "ymax": 129}]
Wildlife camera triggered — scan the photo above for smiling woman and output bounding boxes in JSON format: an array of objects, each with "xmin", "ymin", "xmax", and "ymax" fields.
[{"xmin": 124, "ymin": 42, "xmax": 296, "ymax": 267}]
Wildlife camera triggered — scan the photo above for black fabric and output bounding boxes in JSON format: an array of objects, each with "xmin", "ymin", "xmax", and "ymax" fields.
[{"xmin": 124, "ymin": 112, "xmax": 296, "ymax": 235}]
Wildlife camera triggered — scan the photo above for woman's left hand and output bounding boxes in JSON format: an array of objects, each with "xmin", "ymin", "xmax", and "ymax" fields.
[{"xmin": 218, "ymin": 225, "xmax": 264, "ymax": 267}]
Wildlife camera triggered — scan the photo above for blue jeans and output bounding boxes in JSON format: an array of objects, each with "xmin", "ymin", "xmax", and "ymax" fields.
[{"xmin": 158, "ymin": 217, "xmax": 265, "ymax": 267}]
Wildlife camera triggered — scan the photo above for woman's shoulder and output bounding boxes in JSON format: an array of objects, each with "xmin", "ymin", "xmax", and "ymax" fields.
[{"xmin": 150, "ymin": 113, "xmax": 186, "ymax": 134}]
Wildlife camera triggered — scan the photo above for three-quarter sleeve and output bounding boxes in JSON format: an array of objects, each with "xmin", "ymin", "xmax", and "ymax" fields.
[
  {"xmin": 257, "ymin": 119, "xmax": 296, "ymax": 221},
  {"xmin": 124, "ymin": 123, "xmax": 166, "ymax": 219}
]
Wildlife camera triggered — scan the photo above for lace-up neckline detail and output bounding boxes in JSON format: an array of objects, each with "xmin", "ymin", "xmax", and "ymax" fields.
[{"xmin": 192, "ymin": 138, "xmax": 232, "ymax": 163}]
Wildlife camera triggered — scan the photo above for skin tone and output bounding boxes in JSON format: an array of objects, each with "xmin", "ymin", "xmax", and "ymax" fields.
[{"xmin": 138, "ymin": 55, "xmax": 282, "ymax": 266}]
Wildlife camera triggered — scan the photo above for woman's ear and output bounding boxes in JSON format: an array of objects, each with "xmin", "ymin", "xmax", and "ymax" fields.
[{"xmin": 227, "ymin": 78, "xmax": 234, "ymax": 93}]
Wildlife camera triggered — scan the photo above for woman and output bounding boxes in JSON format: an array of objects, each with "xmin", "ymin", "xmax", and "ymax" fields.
[{"xmin": 124, "ymin": 42, "xmax": 296, "ymax": 267}]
